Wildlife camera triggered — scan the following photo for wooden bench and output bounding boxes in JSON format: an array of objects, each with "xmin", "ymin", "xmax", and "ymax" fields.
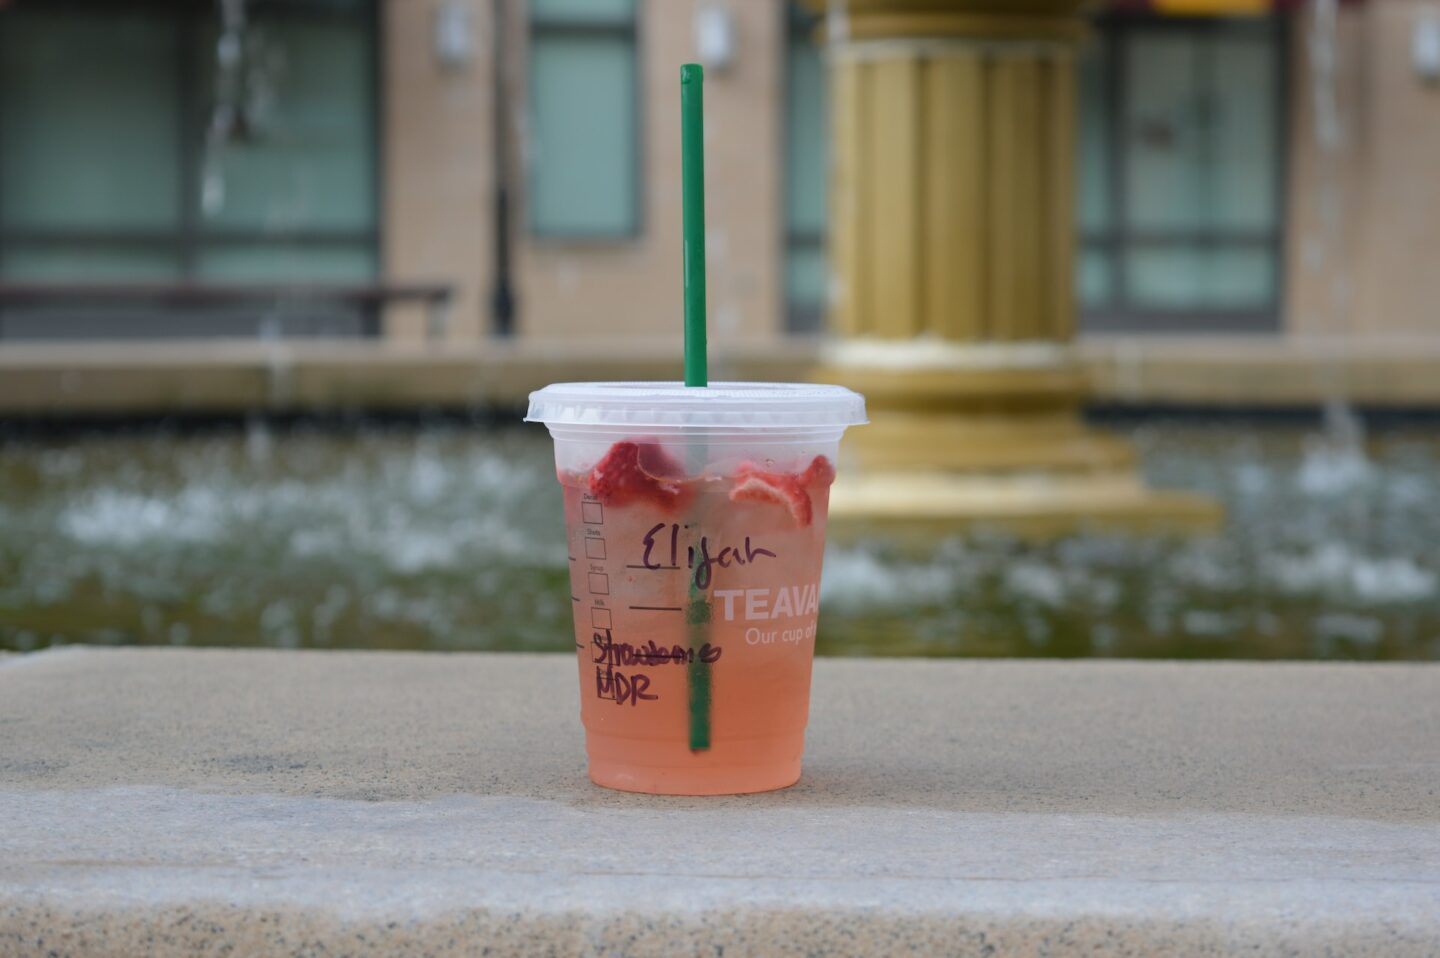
[{"xmin": 0, "ymin": 281, "xmax": 456, "ymax": 340}]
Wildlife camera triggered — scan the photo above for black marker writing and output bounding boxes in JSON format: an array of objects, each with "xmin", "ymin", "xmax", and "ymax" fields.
[
  {"xmin": 689, "ymin": 535, "xmax": 776, "ymax": 590},
  {"xmin": 642, "ymin": 524, "xmax": 778, "ymax": 590},
  {"xmin": 592, "ymin": 632, "xmax": 722, "ymax": 667}
]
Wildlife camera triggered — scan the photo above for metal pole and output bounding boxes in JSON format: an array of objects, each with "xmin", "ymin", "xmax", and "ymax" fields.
[{"xmin": 490, "ymin": 0, "xmax": 516, "ymax": 337}]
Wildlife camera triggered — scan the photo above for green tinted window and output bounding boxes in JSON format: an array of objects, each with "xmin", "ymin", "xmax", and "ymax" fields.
[
  {"xmin": 0, "ymin": 13, "xmax": 181, "ymax": 233},
  {"xmin": 785, "ymin": 31, "xmax": 826, "ymax": 237},
  {"xmin": 198, "ymin": 247, "xmax": 376, "ymax": 282},
  {"xmin": 530, "ymin": 0, "xmax": 632, "ymax": 23},
  {"xmin": 1076, "ymin": 247, "xmax": 1113, "ymax": 309},
  {"xmin": 1126, "ymin": 247, "xmax": 1276, "ymax": 310},
  {"xmin": 3, "ymin": 248, "xmax": 179, "ymax": 282},
  {"xmin": 1075, "ymin": 35, "xmax": 1111, "ymax": 238},
  {"xmin": 528, "ymin": 0, "xmax": 638, "ymax": 237},
  {"xmin": 784, "ymin": 4, "xmax": 827, "ymax": 332},
  {"xmin": 1209, "ymin": 32, "xmax": 1278, "ymax": 232},
  {"xmin": 1123, "ymin": 32, "xmax": 1206, "ymax": 233},
  {"xmin": 1075, "ymin": 16, "xmax": 1282, "ymax": 327},
  {"xmin": 198, "ymin": 18, "xmax": 376, "ymax": 233},
  {"xmin": 0, "ymin": 1, "xmax": 377, "ymax": 295}
]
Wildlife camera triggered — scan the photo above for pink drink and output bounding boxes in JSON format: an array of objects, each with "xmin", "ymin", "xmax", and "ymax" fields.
[{"xmin": 527, "ymin": 383, "xmax": 866, "ymax": 795}]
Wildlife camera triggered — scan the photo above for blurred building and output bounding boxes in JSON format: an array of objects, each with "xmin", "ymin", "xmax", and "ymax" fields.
[{"xmin": 0, "ymin": 0, "xmax": 1436, "ymax": 347}]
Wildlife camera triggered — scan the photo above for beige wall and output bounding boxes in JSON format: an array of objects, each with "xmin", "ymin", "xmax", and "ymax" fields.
[
  {"xmin": 515, "ymin": 0, "xmax": 786, "ymax": 344},
  {"xmin": 383, "ymin": 0, "xmax": 496, "ymax": 343},
  {"xmin": 385, "ymin": 0, "xmax": 1440, "ymax": 349},
  {"xmin": 382, "ymin": 0, "xmax": 787, "ymax": 345},
  {"xmin": 1285, "ymin": 0, "xmax": 1440, "ymax": 339}
]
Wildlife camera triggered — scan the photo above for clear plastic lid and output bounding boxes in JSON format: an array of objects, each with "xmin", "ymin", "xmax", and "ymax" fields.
[{"xmin": 525, "ymin": 382, "xmax": 867, "ymax": 431}]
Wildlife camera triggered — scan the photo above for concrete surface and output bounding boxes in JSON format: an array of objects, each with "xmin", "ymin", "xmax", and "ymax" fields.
[{"xmin": 1, "ymin": 648, "xmax": 1438, "ymax": 956}]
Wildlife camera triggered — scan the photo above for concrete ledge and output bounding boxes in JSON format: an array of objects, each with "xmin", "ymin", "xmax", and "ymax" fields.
[
  {"xmin": 2, "ymin": 649, "xmax": 1439, "ymax": 956},
  {"xmin": 1080, "ymin": 335, "xmax": 1440, "ymax": 408},
  {"xmin": 0, "ymin": 339, "xmax": 814, "ymax": 417},
  {"xmin": 9, "ymin": 335, "xmax": 1440, "ymax": 417}
]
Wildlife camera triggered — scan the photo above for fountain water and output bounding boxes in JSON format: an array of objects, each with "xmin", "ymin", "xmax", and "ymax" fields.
[
  {"xmin": 1303, "ymin": 0, "xmax": 1375, "ymax": 551},
  {"xmin": 1, "ymin": 423, "xmax": 1437, "ymax": 660}
]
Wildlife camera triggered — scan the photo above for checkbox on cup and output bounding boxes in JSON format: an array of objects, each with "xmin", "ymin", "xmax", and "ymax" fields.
[
  {"xmin": 587, "ymin": 573, "xmax": 609, "ymax": 595},
  {"xmin": 591, "ymin": 607, "xmax": 612, "ymax": 630},
  {"xmin": 581, "ymin": 501, "xmax": 604, "ymax": 525},
  {"xmin": 584, "ymin": 537, "xmax": 607, "ymax": 560}
]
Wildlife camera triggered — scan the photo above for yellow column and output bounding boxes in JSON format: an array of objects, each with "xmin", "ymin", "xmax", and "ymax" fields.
[
  {"xmin": 811, "ymin": 0, "xmax": 1220, "ymax": 536},
  {"xmin": 833, "ymin": 34, "xmax": 1075, "ymax": 342}
]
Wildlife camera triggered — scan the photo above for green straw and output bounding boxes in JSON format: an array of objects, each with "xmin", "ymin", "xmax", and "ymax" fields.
[
  {"xmin": 680, "ymin": 63, "xmax": 710, "ymax": 752},
  {"xmin": 681, "ymin": 63, "xmax": 707, "ymax": 389}
]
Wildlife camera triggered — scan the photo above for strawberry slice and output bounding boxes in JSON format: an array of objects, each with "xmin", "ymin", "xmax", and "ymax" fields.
[
  {"xmin": 730, "ymin": 464, "xmax": 813, "ymax": 527},
  {"xmin": 800, "ymin": 455, "xmax": 836, "ymax": 488},
  {"xmin": 588, "ymin": 441, "xmax": 687, "ymax": 510},
  {"xmin": 636, "ymin": 441, "xmax": 686, "ymax": 480}
]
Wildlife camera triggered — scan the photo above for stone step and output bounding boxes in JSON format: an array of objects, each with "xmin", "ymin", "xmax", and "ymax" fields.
[{"xmin": 1, "ymin": 648, "xmax": 1438, "ymax": 956}]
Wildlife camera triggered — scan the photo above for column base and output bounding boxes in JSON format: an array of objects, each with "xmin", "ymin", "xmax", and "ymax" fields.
[
  {"xmin": 818, "ymin": 359, "xmax": 1223, "ymax": 539},
  {"xmin": 849, "ymin": 408, "xmax": 1140, "ymax": 473},
  {"xmin": 828, "ymin": 470, "xmax": 1223, "ymax": 541}
]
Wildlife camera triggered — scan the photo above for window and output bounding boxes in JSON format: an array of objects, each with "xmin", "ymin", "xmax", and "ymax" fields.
[
  {"xmin": 0, "ymin": 0, "xmax": 379, "ymax": 287},
  {"xmin": 195, "ymin": 6, "xmax": 378, "ymax": 282},
  {"xmin": 1077, "ymin": 15, "xmax": 1285, "ymax": 331},
  {"xmin": 0, "ymin": 10, "xmax": 182, "ymax": 282},
  {"xmin": 527, "ymin": 0, "xmax": 639, "ymax": 238},
  {"xmin": 783, "ymin": 3, "xmax": 827, "ymax": 334}
]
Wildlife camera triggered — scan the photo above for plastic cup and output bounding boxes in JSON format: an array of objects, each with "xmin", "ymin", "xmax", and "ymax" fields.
[{"xmin": 526, "ymin": 382, "xmax": 867, "ymax": 795}]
